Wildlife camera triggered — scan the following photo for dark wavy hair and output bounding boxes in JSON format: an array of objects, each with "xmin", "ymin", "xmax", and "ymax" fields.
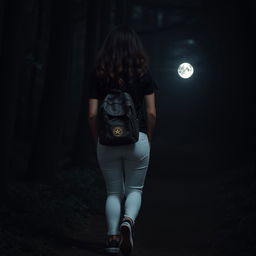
[{"xmin": 94, "ymin": 24, "xmax": 150, "ymax": 88}]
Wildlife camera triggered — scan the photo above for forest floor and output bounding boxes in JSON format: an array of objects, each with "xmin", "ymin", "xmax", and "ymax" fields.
[
  {"xmin": 42, "ymin": 164, "xmax": 256, "ymax": 256},
  {"xmin": 54, "ymin": 175, "xmax": 222, "ymax": 256},
  {"xmin": 1, "ymin": 163, "xmax": 256, "ymax": 256}
]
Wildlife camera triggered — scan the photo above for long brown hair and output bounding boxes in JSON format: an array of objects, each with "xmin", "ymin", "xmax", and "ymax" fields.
[{"xmin": 94, "ymin": 24, "xmax": 150, "ymax": 88}]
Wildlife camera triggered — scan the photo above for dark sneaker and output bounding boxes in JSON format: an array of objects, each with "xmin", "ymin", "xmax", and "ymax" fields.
[
  {"xmin": 119, "ymin": 216, "xmax": 134, "ymax": 256},
  {"xmin": 105, "ymin": 238, "xmax": 120, "ymax": 254}
]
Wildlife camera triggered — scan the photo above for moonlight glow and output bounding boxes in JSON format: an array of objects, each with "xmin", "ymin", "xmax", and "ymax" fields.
[{"xmin": 178, "ymin": 63, "xmax": 194, "ymax": 79}]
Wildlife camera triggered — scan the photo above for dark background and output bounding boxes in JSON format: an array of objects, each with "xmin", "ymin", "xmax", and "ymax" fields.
[{"xmin": 0, "ymin": 0, "xmax": 255, "ymax": 255}]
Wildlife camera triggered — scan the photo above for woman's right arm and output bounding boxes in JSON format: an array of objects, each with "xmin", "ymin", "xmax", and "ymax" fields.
[{"xmin": 144, "ymin": 93, "xmax": 156, "ymax": 147}]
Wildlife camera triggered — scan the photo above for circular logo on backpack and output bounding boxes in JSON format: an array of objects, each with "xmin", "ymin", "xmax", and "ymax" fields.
[{"xmin": 112, "ymin": 126, "xmax": 123, "ymax": 137}]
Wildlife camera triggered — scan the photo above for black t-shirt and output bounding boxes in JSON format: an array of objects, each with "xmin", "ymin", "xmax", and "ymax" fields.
[{"xmin": 88, "ymin": 69, "xmax": 159, "ymax": 134}]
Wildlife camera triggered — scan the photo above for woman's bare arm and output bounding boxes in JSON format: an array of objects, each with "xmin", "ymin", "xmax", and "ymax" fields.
[
  {"xmin": 88, "ymin": 98, "xmax": 99, "ymax": 145},
  {"xmin": 144, "ymin": 93, "xmax": 156, "ymax": 147}
]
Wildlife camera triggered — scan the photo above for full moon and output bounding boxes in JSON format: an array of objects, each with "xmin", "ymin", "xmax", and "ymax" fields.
[{"xmin": 178, "ymin": 63, "xmax": 194, "ymax": 79}]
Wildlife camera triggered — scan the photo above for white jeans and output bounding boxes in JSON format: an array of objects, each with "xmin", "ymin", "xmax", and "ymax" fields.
[{"xmin": 96, "ymin": 132, "xmax": 150, "ymax": 235}]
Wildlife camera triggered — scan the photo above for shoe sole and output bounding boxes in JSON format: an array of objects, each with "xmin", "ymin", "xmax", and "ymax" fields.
[{"xmin": 120, "ymin": 223, "xmax": 133, "ymax": 256}]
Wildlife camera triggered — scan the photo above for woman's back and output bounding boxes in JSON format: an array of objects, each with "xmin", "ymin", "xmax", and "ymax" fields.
[{"xmin": 88, "ymin": 68, "xmax": 158, "ymax": 134}]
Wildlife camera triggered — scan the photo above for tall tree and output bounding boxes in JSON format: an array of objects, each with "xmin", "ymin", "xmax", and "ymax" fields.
[
  {"xmin": 72, "ymin": 0, "xmax": 102, "ymax": 167},
  {"xmin": 26, "ymin": 0, "xmax": 74, "ymax": 179},
  {"xmin": 0, "ymin": 0, "xmax": 28, "ymax": 201},
  {"xmin": 0, "ymin": 0, "xmax": 5, "ymax": 52}
]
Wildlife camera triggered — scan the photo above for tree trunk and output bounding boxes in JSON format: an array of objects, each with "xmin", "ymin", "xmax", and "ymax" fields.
[
  {"xmin": 0, "ymin": 0, "xmax": 5, "ymax": 53},
  {"xmin": 71, "ymin": 0, "xmax": 102, "ymax": 167},
  {"xmin": 26, "ymin": 0, "xmax": 74, "ymax": 180},
  {"xmin": 0, "ymin": 0, "xmax": 27, "ymax": 201}
]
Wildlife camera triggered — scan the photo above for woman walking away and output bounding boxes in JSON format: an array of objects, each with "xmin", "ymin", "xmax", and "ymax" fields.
[{"xmin": 88, "ymin": 24, "xmax": 158, "ymax": 255}]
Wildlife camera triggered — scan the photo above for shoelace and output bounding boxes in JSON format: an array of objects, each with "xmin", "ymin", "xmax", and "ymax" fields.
[{"xmin": 121, "ymin": 216, "xmax": 135, "ymax": 226}]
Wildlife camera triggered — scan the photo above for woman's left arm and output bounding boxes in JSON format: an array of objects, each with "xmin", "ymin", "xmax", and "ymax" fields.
[{"xmin": 88, "ymin": 98, "xmax": 99, "ymax": 145}]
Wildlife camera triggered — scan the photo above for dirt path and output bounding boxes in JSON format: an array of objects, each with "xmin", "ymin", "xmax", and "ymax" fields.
[
  {"xmin": 52, "ymin": 173, "xmax": 224, "ymax": 256},
  {"xmin": 131, "ymin": 175, "xmax": 223, "ymax": 256}
]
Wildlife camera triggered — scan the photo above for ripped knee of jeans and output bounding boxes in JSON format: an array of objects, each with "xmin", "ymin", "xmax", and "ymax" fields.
[
  {"xmin": 107, "ymin": 191, "xmax": 125, "ymax": 200},
  {"xmin": 124, "ymin": 187, "xmax": 143, "ymax": 198}
]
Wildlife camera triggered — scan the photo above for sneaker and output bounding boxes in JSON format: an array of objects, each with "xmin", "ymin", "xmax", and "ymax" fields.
[
  {"xmin": 105, "ymin": 238, "xmax": 120, "ymax": 254},
  {"xmin": 119, "ymin": 216, "xmax": 134, "ymax": 256}
]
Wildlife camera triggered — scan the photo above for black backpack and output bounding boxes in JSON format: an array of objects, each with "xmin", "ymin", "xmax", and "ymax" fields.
[{"xmin": 98, "ymin": 87, "xmax": 139, "ymax": 146}]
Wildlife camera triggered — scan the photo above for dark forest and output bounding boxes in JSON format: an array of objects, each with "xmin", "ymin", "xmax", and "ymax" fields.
[{"xmin": 0, "ymin": 0, "xmax": 256, "ymax": 255}]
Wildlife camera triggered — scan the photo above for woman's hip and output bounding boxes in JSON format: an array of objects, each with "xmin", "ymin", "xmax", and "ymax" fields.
[{"xmin": 97, "ymin": 132, "xmax": 150, "ymax": 162}]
